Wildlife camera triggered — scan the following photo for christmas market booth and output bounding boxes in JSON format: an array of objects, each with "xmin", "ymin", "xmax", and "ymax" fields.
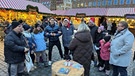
[
  {"xmin": 0, "ymin": 0, "xmax": 53, "ymax": 26},
  {"xmin": 53, "ymin": 8, "xmax": 135, "ymax": 35}
]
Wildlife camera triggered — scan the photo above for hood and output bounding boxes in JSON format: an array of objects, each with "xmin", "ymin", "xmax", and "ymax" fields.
[{"xmin": 75, "ymin": 31, "xmax": 92, "ymax": 42}]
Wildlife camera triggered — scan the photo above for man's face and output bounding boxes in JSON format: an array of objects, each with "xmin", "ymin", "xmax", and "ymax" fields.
[
  {"xmin": 117, "ymin": 23, "xmax": 124, "ymax": 31},
  {"xmin": 63, "ymin": 20, "xmax": 68, "ymax": 26},
  {"xmin": 88, "ymin": 22, "xmax": 93, "ymax": 26},
  {"xmin": 50, "ymin": 19, "xmax": 55, "ymax": 25},
  {"xmin": 16, "ymin": 24, "xmax": 24, "ymax": 33}
]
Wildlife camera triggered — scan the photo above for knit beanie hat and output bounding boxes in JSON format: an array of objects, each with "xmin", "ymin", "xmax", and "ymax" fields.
[
  {"xmin": 23, "ymin": 24, "xmax": 31, "ymax": 31},
  {"xmin": 34, "ymin": 23, "xmax": 40, "ymax": 28},
  {"xmin": 12, "ymin": 21, "xmax": 20, "ymax": 29},
  {"xmin": 103, "ymin": 36, "xmax": 111, "ymax": 42}
]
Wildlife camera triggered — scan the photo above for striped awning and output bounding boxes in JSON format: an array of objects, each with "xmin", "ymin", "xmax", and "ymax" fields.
[
  {"xmin": 107, "ymin": 8, "xmax": 135, "ymax": 16},
  {"xmin": 52, "ymin": 10, "xmax": 67, "ymax": 15},
  {"xmin": 0, "ymin": 0, "xmax": 53, "ymax": 14},
  {"xmin": 64, "ymin": 8, "xmax": 107, "ymax": 16},
  {"xmin": 53, "ymin": 8, "xmax": 135, "ymax": 17}
]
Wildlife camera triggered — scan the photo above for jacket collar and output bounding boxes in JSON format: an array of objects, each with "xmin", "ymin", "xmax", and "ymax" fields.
[{"xmin": 113, "ymin": 29, "xmax": 127, "ymax": 39}]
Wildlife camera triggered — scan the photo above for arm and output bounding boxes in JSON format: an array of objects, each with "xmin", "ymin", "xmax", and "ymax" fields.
[
  {"xmin": 44, "ymin": 27, "xmax": 51, "ymax": 37},
  {"xmin": 115, "ymin": 34, "xmax": 134, "ymax": 55},
  {"xmin": 5, "ymin": 36, "xmax": 25, "ymax": 52},
  {"xmin": 55, "ymin": 26, "xmax": 62, "ymax": 37},
  {"xmin": 68, "ymin": 38, "xmax": 77, "ymax": 51}
]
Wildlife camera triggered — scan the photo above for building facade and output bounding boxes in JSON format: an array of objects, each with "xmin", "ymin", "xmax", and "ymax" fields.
[{"xmin": 72, "ymin": 0, "xmax": 135, "ymax": 8}]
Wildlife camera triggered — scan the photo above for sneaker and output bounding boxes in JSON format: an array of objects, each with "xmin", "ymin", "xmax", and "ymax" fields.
[
  {"xmin": 105, "ymin": 70, "xmax": 110, "ymax": 75},
  {"xmin": 48, "ymin": 61, "xmax": 52, "ymax": 65},
  {"xmin": 99, "ymin": 67, "xmax": 104, "ymax": 71}
]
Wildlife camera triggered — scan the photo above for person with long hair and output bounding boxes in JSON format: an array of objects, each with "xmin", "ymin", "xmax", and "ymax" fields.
[
  {"xmin": 32, "ymin": 23, "xmax": 48, "ymax": 67},
  {"xmin": 68, "ymin": 22, "xmax": 93, "ymax": 76}
]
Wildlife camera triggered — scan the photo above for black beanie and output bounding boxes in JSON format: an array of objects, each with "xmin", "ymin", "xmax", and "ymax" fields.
[
  {"xmin": 12, "ymin": 21, "xmax": 20, "ymax": 29},
  {"xmin": 34, "ymin": 23, "xmax": 40, "ymax": 28},
  {"xmin": 103, "ymin": 36, "xmax": 111, "ymax": 42},
  {"xmin": 23, "ymin": 24, "xmax": 31, "ymax": 31}
]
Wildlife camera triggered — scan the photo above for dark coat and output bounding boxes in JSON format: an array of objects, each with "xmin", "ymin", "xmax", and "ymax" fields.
[
  {"xmin": 4, "ymin": 31, "xmax": 26, "ymax": 64},
  {"xmin": 44, "ymin": 24, "xmax": 61, "ymax": 42},
  {"xmin": 68, "ymin": 30, "xmax": 93, "ymax": 76},
  {"xmin": 88, "ymin": 25, "xmax": 98, "ymax": 44},
  {"xmin": 94, "ymin": 31, "xmax": 104, "ymax": 47}
]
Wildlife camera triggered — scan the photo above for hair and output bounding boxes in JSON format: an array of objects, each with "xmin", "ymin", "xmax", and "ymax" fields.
[
  {"xmin": 77, "ymin": 22, "xmax": 90, "ymax": 32},
  {"xmin": 33, "ymin": 23, "xmax": 43, "ymax": 34},
  {"xmin": 119, "ymin": 21, "xmax": 128, "ymax": 29}
]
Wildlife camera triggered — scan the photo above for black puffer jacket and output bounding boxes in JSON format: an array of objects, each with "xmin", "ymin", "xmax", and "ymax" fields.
[{"xmin": 4, "ymin": 31, "xmax": 26, "ymax": 64}]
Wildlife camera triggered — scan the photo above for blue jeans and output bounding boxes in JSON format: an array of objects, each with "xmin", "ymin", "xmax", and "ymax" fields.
[{"xmin": 112, "ymin": 65, "xmax": 127, "ymax": 76}]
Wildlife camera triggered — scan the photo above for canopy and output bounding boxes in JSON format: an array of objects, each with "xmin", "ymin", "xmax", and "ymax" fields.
[{"xmin": 0, "ymin": 0, "xmax": 53, "ymax": 14}]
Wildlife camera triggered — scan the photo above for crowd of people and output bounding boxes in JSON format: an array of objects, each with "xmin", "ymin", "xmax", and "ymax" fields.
[{"xmin": 3, "ymin": 17, "xmax": 134, "ymax": 76}]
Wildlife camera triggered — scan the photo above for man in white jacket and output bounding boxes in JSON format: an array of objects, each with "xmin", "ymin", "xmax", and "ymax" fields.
[{"xmin": 110, "ymin": 21, "xmax": 134, "ymax": 76}]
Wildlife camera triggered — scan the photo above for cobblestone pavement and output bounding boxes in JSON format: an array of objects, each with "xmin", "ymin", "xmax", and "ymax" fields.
[{"xmin": 0, "ymin": 40, "xmax": 135, "ymax": 76}]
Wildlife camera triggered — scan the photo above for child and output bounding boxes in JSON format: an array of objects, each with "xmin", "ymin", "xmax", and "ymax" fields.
[
  {"xmin": 98, "ymin": 36, "xmax": 111, "ymax": 76},
  {"xmin": 23, "ymin": 24, "xmax": 36, "ymax": 63}
]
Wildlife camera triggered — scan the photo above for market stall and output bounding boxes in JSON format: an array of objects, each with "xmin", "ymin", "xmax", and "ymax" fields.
[{"xmin": 0, "ymin": 0, "xmax": 53, "ymax": 26}]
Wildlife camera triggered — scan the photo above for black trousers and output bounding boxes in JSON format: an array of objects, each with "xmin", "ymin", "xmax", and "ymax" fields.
[
  {"xmin": 112, "ymin": 65, "xmax": 127, "ymax": 76},
  {"xmin": 30, "ymin": 53, "xmax": 35, "ymax": 63},
  {"xmin": 96, "ymin": 50, "xmax": 102, "ymax": 67},
  {"xmin": 99, "ymin": 59, "xmax": 110, "ymax": 70},
  {"xmin": 49, "ymin": 40, "xmax": 63, "ymax": 61},
  {"xmin": 64, "ymin": 46, "xmax": 70, "ymax": 55}
]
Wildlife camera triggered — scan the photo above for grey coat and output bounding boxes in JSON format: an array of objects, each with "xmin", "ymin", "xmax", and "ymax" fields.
[
  {"xmin": 109, "ymin": 29, "xmax": 134, "ymax": 67},
  {"xmin": 61, "ymin": 25, "xmax": 75, "ymax": 47}
]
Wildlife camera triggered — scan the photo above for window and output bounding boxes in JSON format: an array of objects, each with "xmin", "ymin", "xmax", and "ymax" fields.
[
  {"xmin": 93, "ymin": 1, "xmax": 96, "ymax": 6},
  {"xmin": 102, "ymin": 0, "xmax": 106, "ymax": 6},
  {"xmin": 119, "ymin": 0, "xmax": 124, "ymax": 5},
  {"xmin": 88, "ymin": 2, "xmax": 92, "ymax": 6},
  {"xmin": 108, "ymin": 0, "xmax": 112, "ymax": 6},
  {"xmin": 98, "ymin": 0, "xmax": 101, "ymax": 6},
  {"xmin": 113, "ymin": 0, "xmax": 118, "ymax": 5},
  {"xmin": 133, "ymin": 0, "xmax": 135, "ymax": 4},
  {"xmin": 126, "ymin": 0, "xmax": 131, "ymax": 4}
]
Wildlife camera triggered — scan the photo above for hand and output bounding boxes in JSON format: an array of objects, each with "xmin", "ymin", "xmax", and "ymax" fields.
[
  {"xmin": 46, "ymin": 33, "xmax": 49, "ymax": 35},
  {"xmin": 53, "ymin": 33, "xmax": 56, "ymax": 36},
  {"xmin": 31, "ymin": 50, "xmax": 34, "ymax": 54},
  {"xmin": 24, "ymin": 47, "xmax": 29, "ymax": 53},
  {"xmin": 58, "ymin": 31, "xmax": 61, "ymax": 34},
  {"xmin": 50, "ymin": 33, "xmax": 53, "ymax": 36}
]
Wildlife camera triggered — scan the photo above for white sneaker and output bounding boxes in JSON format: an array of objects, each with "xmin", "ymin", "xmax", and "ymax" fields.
[
  {"xmin": 48, "ymin": 61, "xmax": 52, "ymax": 65},
  {"xmin": 105, "ymin": 70, "xmax": 110, "ymax": 75},
  {"xmin": 99, "ymin": 67, "xmax": 104, "ymax": 71}
]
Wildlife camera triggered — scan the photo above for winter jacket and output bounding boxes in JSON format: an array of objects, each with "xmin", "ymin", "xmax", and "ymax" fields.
[
  {"xmin": 88, "ymin": 25, "xmax": 98, "ymax": 44},
  {"xmin": 94, "ymin": 31, "xmax": 104, "ymax": 47},
  {"xmin": 109, "ymin": 29, "xmax": 134, "ymax": 67},
  {"xmin": 61, "ymin": 24, "xmax": 75, "ymax": 47},
  {"xmin": 44, "ymin": 24, "xmax": 61, "ymax": 42},
  {"xmin": 68, "ymin": 30, "xmax": 93, "ymax": 76},
  {"xmin": 23, "ymin": 31, "xmax": 36, "ymax": 51},
  {"xmin": 4, "ymin": 31, "xmax": 26, "ymax": 64},
  {"xmin": 99, "ymin": 40, "xmax": 110, "ymax": 60},
  {"xmin": 32, "ymin": 31, "xmax": 46, "ymax": 52}
]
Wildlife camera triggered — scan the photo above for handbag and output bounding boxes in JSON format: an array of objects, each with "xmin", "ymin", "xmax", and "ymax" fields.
[{"xmin": 25, "ymin": 52, "xmax": 34, "ymax": 73}]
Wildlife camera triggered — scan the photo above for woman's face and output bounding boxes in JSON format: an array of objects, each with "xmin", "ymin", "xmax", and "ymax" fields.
[
  {"xmin": 98, "ymin": 28, "xmax": 101, "ymax": 33},
  {"xmin": 36, "ymin": 26, "xmax": 41, "ymax": 30}
]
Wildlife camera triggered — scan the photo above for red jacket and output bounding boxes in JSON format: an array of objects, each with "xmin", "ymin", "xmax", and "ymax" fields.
[{"xmin": 100, "ymin": 40, "xmax": 110, "ymax": 60}]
